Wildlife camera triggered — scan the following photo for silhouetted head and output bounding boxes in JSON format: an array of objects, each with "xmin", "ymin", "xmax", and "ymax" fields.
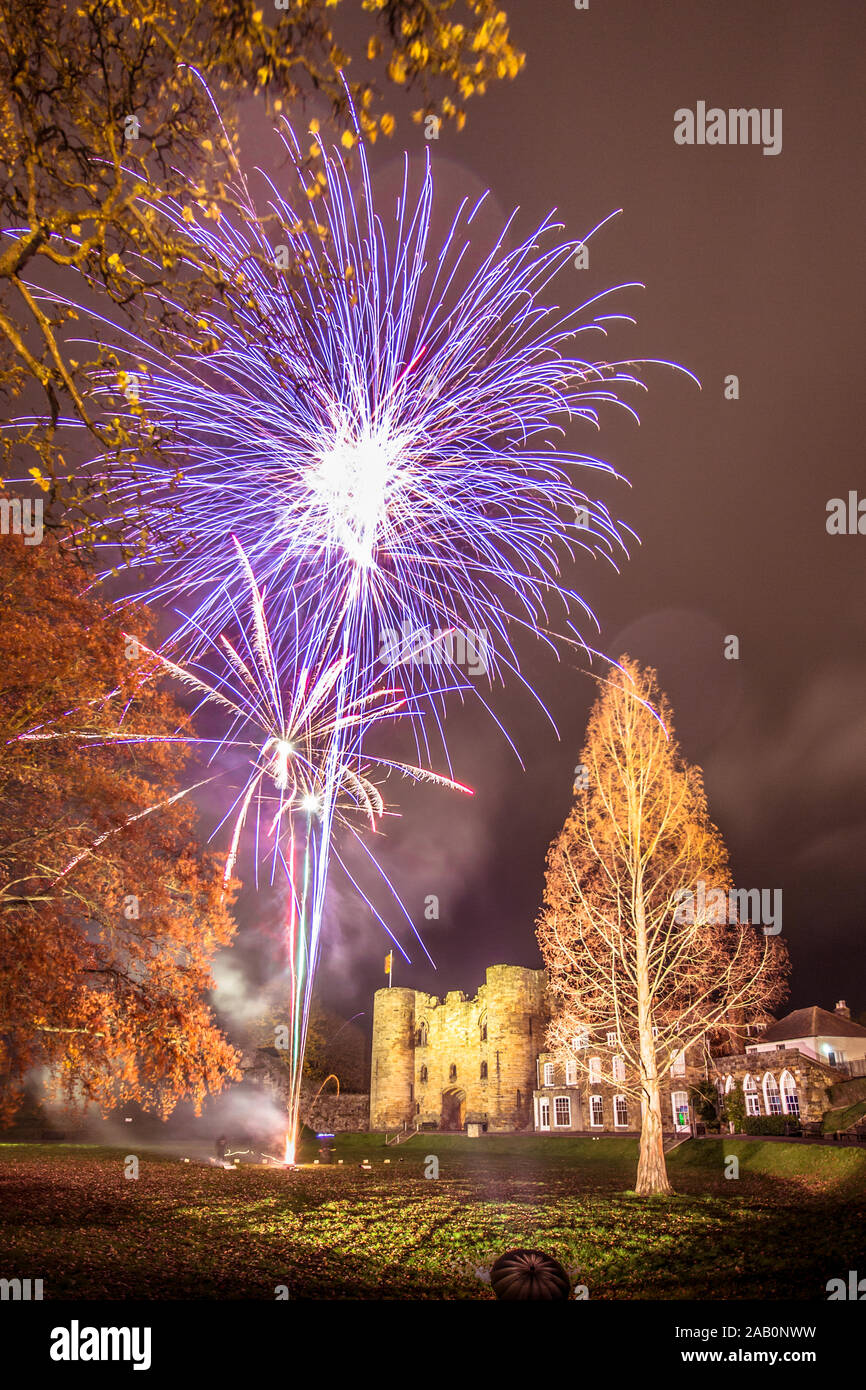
[{"xmin": 490, "ymin": 1249, "xmax": 571, "ymax": 1300}]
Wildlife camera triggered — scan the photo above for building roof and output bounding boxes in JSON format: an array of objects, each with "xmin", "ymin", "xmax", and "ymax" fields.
[{"xmin": 761, "ymin": 1006, "xmax": 866, "ymax": 1043}]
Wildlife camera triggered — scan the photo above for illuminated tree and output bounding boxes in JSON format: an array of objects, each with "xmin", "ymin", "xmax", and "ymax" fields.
[
  {"xmin": 0, "ymin": 533, "xmax": 239, "ymax": 1123},
  {"xmin": 537, "ymin": 659, "xmax": 787, "ymax": 1195},
  {"xmin": 0, "ymin": 0, "xmax": 523, "ymax": 530}
]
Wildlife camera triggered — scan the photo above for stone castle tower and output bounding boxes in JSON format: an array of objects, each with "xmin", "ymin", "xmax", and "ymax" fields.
[{"xmin": 369, "ymin": 964, "xmax": 548, "ymax": 1132}]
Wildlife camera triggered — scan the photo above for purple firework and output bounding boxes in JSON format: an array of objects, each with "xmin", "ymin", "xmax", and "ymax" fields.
[{"xmin": 39, "ymin": 93, "xmax": 691, "ymax": 740}]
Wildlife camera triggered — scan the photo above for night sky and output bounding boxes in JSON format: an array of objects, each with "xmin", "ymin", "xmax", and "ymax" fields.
[{"xmin": 226, "ymin": 0, "xmax": 865, "ymax": 1032}]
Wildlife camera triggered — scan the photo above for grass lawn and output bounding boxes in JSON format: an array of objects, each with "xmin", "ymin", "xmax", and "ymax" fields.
[
  {"xmin": 0, "ymin": 1135, "xmax": 863, "ymax": 1300},
  {"xmin": 822, "ymin": 1099, "xmax": 866, "ymax": 1133}
]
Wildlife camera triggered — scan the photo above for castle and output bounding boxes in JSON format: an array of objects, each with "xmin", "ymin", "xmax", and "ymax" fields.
[
  {"xmin": 369, "ymin": 965, "xmax": 546, "ymax": 1132},
  {"xmin": 369, "ymin": 966, "xmax": 866, "ymax": 1136}
]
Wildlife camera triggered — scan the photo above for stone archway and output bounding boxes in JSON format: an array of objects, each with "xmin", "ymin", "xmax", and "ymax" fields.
[{"xmin": 440, "ymin": 1087, "xmax": 466, "ymax": 1131}]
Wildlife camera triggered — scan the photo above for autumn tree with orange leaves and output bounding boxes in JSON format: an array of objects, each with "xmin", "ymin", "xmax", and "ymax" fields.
[
  {"xmin": 537, "ymin": 659, "xmax": 788, "ymax": 1196},
  {"xmin": 0, "ymin": 534, "xmax": 239, "ymax": 1124}
]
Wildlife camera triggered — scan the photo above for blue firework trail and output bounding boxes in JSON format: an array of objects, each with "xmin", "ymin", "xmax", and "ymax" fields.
[{"xmin": 6, "ymin": 82, "xmax": 693, "ymax": 1157}]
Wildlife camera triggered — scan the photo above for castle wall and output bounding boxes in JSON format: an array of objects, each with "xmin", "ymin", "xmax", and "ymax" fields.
[
  {"xmin": 301, "ymin": 1091, "xmax": 370, "ymax": 1133},
  {"xmin": 369, "ymin": 987, "xmax": 415, "ymax": 1129},
  {"xmin": 369, "ymin": 965, "xmax": 548, "ymax": 1133},
  {"xmin": 485, "ymin": 964, "xmax": 548, "ymax": 1131}
]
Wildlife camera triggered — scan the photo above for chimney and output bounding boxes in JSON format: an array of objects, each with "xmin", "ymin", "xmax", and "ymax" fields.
[{"xmin": 835, "ymin": 1000, "xmax": 851, "ymax": 1020}]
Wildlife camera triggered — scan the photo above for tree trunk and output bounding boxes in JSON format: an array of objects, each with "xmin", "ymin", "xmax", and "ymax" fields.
[
  {"xmin": 636, "ymin": 1077, "xmax": 673, "ymax": 1195},
  {"xmin": 633, "ymin": 880, "xmax": 673, "ymax": 1196}
]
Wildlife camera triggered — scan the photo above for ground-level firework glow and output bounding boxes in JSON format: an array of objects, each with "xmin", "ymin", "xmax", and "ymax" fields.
[{"xmin": 17, "ymin": 543, "xmax": 471, "ymax": 1162}]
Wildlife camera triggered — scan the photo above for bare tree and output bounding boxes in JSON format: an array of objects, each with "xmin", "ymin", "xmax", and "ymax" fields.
[{"xmin": 537, "ymin": 658, "xmax": 788, "ymax": 1195}]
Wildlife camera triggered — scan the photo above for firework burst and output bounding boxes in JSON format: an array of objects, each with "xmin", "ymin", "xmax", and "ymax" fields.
[
  {"xmin": 22, "ymin": 86, "xmax": 694, "ymax": 727},
  {"xmin": 7, "ymin": 86, "xmax": 691, "ymax": 1158}
]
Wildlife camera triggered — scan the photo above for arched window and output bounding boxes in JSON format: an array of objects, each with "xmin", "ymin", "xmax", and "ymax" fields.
[
  {"xmin": 480, "ymin": 1061, "xmax": 488, "ymax": 1080},
  {"xmin": 420, "ymin": 1065, "xmax": 428, "ymax": 1084},
  {"xmin": 762, "ymin": 1072, "xmax": 782, "ymax": 1116},
  {"xmin": 780, "ymin": 1069, "xmax": 800, "ymax": 1116},
  {"xmin": 588, "ymin": 1056, "xmax": 601, "ymax": 1084},
  {"xmin": 743, "ymin": 1073, "xmax": 760, "ymax": 1116},
  {"xmin": 416, "ymin": 1021, "xmax": 428, "ymax": 1047},
  {"xmin": 449, "ymin": 1063, "xmax": 457, "ymax": 1082},
  {"xmin": 480, "ymin": 1016, "xmax": 488, "ymax": 1042},
  {"xmin": 724, "ymin": 1074, "xmax": 735, "ymax": 1093}
]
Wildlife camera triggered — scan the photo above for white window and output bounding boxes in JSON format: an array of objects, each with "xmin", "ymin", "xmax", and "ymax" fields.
[
  {"xmin": 724, "ymin": 1074, "xmax": 735, "ymax": 1093},
  {"xmin": 671, "ymin": 1050, "xmax": 686, "ymax": 1077},
  {"xmin": 565, "ymin": 1060, "xmax": 577, "ymax": 1086},
  {"xmin": 671, "ymin": 1091, "xmax": 689, "ymax": 1131},
  {"xmin": 554, "ymin": 1096, "xmax": 571, "ymax": 1128},
  {"xmin": 538, "ymin": 1097, "xmax": 550, "ymax": 1130},
  {"xmin": 543, "ymin": 1062, "xmax": 554, "ymax": 1086},
  {"xmin": 571, "ymin": 1032, "xmax": 589, "ymax": 1051},
  {"xmin": 606, "ymin": 1031, "xmax": 618, "ymax": 1048},
  {"xmin": 612, "ymin": 1056, "xmax": 626, "ymax": 1083},
  {"xmin": 588, "ymin": 1056, "xmax": 601, "ymax": 1084},
  {"xmin": 614, "ymin": 1095, "xmax": 628, "ymax": 1128},
  {"xmin": 589, "ymin": 1095, "xmax": 604, "ymax": 1127},
  {"xmin": 780, "ymin": 1070, "xmax": 800, "ymax": 1116},
  {"xmin": 743, "ymin": 1073, "xmax": 760, "ymax": 1116},
  {"xmin": 763, "ymin": 1073, "xmax": 782, "ymax": 1115}
]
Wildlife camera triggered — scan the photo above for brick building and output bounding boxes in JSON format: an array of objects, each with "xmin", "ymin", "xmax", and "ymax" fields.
[
  {"xmin": 533, "ymin": 999, "xmax": 866, "ymax": 1134},
  {"xmin": 370, "ymin": 964, "xmax": 864, "ymax": 1137}
]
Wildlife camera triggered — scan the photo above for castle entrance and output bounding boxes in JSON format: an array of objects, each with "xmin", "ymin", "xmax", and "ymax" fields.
[{"xmin": 440, "ymin": 1087, "xmax": 466, "ymax": 1131}]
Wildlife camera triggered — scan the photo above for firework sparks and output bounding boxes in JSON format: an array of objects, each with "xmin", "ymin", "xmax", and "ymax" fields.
[
  {"xmin": 16, "ymin": 542, "xmax": 470, "ymax": 1160},
  {"xmin": 6, "ymin": 86, "xmax": 690, "ymax": 1159},
  {"xmin": 17, "ymin": 88, "xmax": 694, "ymax": 725}
]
